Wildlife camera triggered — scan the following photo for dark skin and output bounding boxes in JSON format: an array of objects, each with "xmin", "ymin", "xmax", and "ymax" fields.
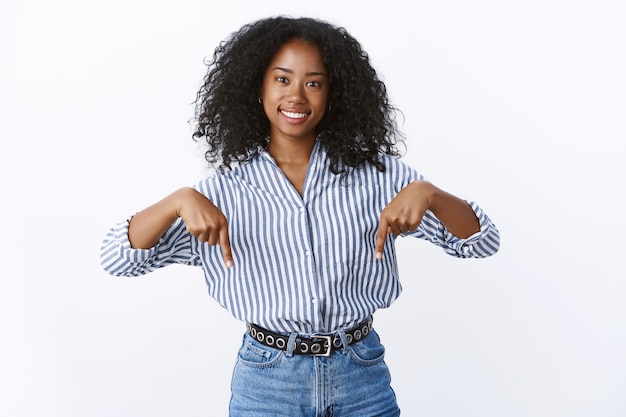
[
  {"xmin": 261, "ymin": 39, "xmax": 328, "ymax": 196},
  {"xmin": 128, "ymin": 39, "xmax": 480, "ymax": 266}
]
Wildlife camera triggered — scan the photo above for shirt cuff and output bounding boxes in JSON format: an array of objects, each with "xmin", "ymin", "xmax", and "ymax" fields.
[
  {"xmin": 443, "ymin": 201, "xmax": 499, "ymax": 258},
  {"xmin": 113, "ymin": 217, "xmax": 160, "ymax": 262}
]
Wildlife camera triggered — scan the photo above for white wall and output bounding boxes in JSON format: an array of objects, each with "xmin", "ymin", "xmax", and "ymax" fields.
[{"xmin": 2, "ymin": 0, "xmax": 625, "ymax": 416}]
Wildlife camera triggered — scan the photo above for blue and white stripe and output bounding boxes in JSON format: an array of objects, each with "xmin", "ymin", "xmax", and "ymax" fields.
[{"xmin": 101, "ymin": 142, "xmax": 500, "ymax": 333}]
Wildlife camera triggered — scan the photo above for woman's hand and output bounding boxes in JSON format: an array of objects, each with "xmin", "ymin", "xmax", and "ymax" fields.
[
  {"xmin": 177, "ymin": 188, "xmax": 233, "ymax": 267},
  {"xmin": 129, "ymin": 187, "xmax": 233, "ymax": 268},
  {"xmin": 374, "ymin": 180, "xmax": 480, "ymax": 260},
  {"xmin": 374, "ymin": 181, "xmax": 432, "ymax": 259}
]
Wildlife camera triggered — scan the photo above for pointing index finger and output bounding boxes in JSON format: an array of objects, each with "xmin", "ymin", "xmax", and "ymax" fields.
[
  {"xmin": 375, "ymin": 218, "xmax": 390, "ymax": 260},
  {"xmin": 219, "ymin": 227, "xmax": 233, "ymax": 268}
]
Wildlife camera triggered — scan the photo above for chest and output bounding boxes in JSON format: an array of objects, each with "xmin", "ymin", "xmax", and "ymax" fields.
[{"xmin": 276, "ymin": 161, "xmax": 308, "ymax": 196}]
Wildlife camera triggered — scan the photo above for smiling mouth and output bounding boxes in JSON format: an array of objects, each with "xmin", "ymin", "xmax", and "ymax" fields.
[{"xmin": 280, "ymin": 110, "xmax": 309, "ymax": 119}]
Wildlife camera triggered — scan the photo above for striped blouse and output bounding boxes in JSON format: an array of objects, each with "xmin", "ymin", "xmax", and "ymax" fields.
[{"xmin": 100, "ymin": 141, "xmax": 500, "ymax": 334}]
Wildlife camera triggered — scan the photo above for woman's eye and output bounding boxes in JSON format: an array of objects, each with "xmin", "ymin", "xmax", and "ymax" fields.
[
  {"xmin": 307, "ymin": 81, "xmax": 320, "ymax": 87},
  {"xmin": 277, "ymin": 76, "xmax": 288, "ymax": 83}
]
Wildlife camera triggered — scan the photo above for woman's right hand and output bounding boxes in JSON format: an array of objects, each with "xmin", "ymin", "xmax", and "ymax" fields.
[
  {"xmin": 128, "ymin": 187, "xmax": 233, "ymax": 268},
  {"xmin": 176, "ymin": 188, "xmax": 233, "ymax": 267}
]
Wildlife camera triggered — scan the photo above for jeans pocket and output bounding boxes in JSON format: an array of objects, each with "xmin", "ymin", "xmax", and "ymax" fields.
[
  {"xmin": 347, "ymin": 329, "xmax": 386, "ymax": 366},
  {"xmin": 237, "ymin": 334, "xmax": 284, "ymax": 369}
]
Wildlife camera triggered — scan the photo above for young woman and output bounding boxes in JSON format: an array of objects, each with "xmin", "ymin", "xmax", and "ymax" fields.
[{"xmin": 101, "ymin": 16, "xmax": 500, "ymax": 417}]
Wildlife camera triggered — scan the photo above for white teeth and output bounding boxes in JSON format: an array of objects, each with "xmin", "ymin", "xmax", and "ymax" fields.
[{"xmin": 281, "ymin": 110, "xmax": 308, "ymax": 119}]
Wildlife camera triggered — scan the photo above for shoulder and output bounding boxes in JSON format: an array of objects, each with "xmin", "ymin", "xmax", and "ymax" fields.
[
  {"xmin": 365, "ymin": 153, "xmax": 423, "ymax": 181},
  {"xmin": 194, "ymin": 152, "xmax": 266, "ymax": 190}
]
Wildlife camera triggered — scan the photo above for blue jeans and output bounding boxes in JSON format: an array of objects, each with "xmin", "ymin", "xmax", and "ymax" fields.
[{"xmin": 229, "ymin": 328, "xmax": 400, "ymax": 417}]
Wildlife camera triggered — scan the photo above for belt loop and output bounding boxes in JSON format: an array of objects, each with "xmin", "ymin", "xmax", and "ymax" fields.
[
  {"xmin": 285, "ymin": 333, "xmax": 298, "ymax": 357},
  {"xmin": 337, "ymin": 329, "xmax": 350, "ymax": 354}
]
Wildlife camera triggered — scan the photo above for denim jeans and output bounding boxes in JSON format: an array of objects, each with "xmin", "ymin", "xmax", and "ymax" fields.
[{"xmin": 229, "ymin": 328, "xmax": 400, "ymax": 417}]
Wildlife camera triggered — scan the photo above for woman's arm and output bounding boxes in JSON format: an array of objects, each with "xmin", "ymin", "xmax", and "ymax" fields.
[{"xmin": 374, "ymin": 180, "xmax": 486, "ymax": 259}]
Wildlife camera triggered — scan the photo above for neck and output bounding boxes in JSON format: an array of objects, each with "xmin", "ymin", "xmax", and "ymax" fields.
[{"xmin": 267, "ymin": 135, "xmax": 316, "ymax": 165}]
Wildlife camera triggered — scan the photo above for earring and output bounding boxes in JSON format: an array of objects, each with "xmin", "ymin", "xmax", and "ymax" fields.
[{"xmin": 258, "ymin": 98, "xmax": 262, "ymax": 104}]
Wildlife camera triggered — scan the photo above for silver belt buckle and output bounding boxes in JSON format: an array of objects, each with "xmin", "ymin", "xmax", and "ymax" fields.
[{"xmin": 310, "ymin": 335, "xmax": 332, "ymax": 357}]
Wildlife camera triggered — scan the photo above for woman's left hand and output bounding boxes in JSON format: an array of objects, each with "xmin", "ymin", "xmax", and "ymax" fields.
[
  {"xmin": 374, "ymin": 180, "xmax": 433, "ymax": 259},
  {"xmin": 374, "ymin": 180, "xmax": 481, "ymax": 259}
]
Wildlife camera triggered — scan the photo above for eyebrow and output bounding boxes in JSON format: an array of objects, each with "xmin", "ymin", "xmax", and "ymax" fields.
[{"xmin": 271, "ymin": 66, "xmax": 327, "ymax": 77}]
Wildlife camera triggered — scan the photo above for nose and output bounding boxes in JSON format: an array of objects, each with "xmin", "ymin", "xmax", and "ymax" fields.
[{"xmin": 286, "ymin": 83, "xmax": 305, "ymax": 103}]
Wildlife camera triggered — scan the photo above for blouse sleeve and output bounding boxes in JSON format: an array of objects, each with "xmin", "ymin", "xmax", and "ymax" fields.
[
  {"xmin": 411, "ymin": 200, "xmax": 500, "ymax": 258},
  {"xmin": 99, "ymin": 216, "xmax": 201, "ymax": 277}
]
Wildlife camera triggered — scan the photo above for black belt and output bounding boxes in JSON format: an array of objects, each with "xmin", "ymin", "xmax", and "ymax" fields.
[{"xmin": 246, "ymin": 317, "xmax": 373, "ymax": 357}]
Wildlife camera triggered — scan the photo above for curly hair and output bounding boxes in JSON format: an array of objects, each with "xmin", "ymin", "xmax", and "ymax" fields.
[{"xmin": 193, "ymin": 16, "xmax": 405, "ymax": 174}]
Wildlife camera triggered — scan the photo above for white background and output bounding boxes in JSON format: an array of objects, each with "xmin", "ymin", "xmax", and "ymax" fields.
[{"xmin": 2, "ymin": 0, "xmax": 625, "ymax": 416}]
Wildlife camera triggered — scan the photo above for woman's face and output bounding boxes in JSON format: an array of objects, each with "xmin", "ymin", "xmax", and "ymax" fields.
[{"xmin": 260, "ymin": 39, "xmax": 329, "ymax": 145}]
